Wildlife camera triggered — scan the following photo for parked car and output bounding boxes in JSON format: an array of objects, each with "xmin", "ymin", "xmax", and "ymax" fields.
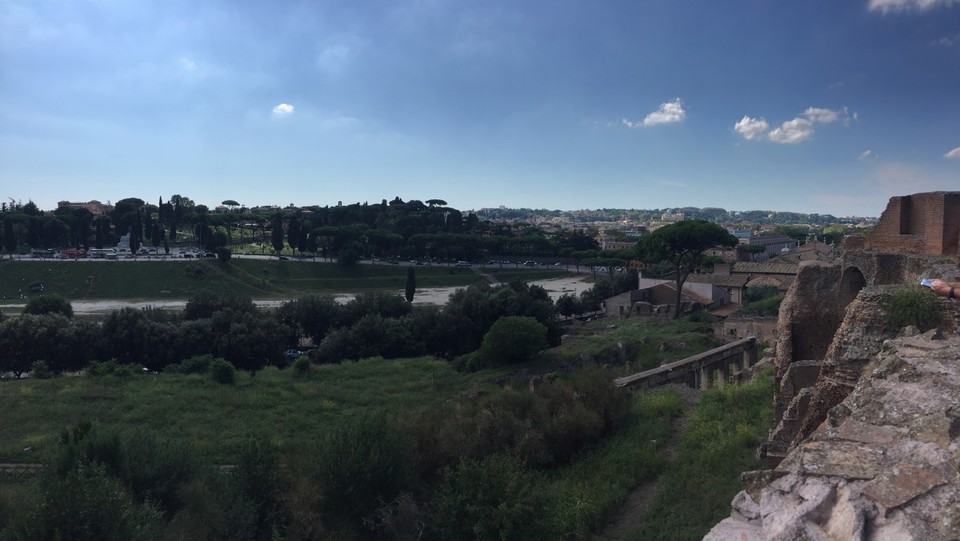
[
  {"xmin": 284, "ymin": 349, "xmax": 303, "ymax": 359},
  {"xmin": 455, "ymin": 260, "xmax": 470, "ymax": 267}
]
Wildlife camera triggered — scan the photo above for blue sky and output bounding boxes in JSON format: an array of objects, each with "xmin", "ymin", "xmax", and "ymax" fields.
[{"xmin": 2, "ymin": 0, "xmax": 958, "ymax": 217}]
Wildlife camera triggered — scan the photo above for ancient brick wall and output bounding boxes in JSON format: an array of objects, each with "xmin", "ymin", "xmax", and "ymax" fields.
[{"xmin": 856, "ymin": 191, "xmax": 960, "ymax": 256}]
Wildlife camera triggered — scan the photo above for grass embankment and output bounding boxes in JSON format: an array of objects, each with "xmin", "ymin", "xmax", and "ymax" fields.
[{"xmin": 0, "ymin": 259, "xmax": 497, "ymax": 302}]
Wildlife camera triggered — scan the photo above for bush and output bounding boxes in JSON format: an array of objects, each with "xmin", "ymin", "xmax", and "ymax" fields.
[
  {"xmin": 743, "ymin": 285, "xmax": 779, "ymax": 304},
  {"xmin": 474, "ymin": 316, "xmax": 548, "ymax": 368},
  {"xmin": 882, "ymin": 285, "xmax": 939, "ymax": 331},
  {"xmin": 209, "ymin": 358, "xmax": 236, "ymax": 384},
  {"xmin": 432, "ymin": 454, "xmax": 550, "ymax": 540},
  {"xmin": 86, "ymin": 359, "xmax": 141, "ymax": 378},
  {"xmin": 30, "ymin": 360, "xmax": 53, "ymax": 379},
  {"xmin": 311, "ymin": 413, "xmax": 413, "ymax": 533},
  {"xmin": 3, "ymin": 463, "xmax": 162, "ymax": 541},
  {"xmin": 164, "ymin": 354, "xmax": 215, "ymax": 375},
  {"xmin": 292, "ymin": 355, "xmax": 310, "ymax": 375},
  {"xmin": 739, "ymin": 294, "xmax": 784, "ymax": 317},
  {"xmin": 23, "ymin": 294, "xmax": 74, "ymax": 318}
]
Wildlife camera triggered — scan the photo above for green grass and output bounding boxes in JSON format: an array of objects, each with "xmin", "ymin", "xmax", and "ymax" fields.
[
  {"xmin": 546, "ymin": 387, "xmax": 681, "ymax": 539},
  {"xmin": 626, "ymin": 371, "xmax": 776, "ymax": 541},
  {"xmin": 0, "ymin": 259, "xmax": 506, "ymax": 302},
  {"xmin": 0, "ymin": 357, "xmax": 491, "ymax": 464},
  {"xmin": 547, "ymin": 317, "xmax": 722, "ymax": 373}
]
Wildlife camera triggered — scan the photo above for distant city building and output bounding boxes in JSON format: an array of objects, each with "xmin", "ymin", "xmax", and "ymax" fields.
[
  {"xmin": 660, "ymin": 211, "xmax": 684, "ymax": 222},
  {"xmin": 57, "ymin": 200, "xmax": 113, "ymax": 215}
]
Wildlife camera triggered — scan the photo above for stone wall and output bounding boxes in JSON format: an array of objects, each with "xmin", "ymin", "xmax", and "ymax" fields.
[
  {"xmin": 705, "ymin": 332, "xmax": 960, "ymax": 541},
  {"xmin": 716, "ymin": 315, "xmax": 777, "ymax": 345}
]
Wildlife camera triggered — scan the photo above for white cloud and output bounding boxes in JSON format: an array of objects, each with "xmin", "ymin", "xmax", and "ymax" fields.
[
  {"xmin": 945, "ymin": 146, "xmax": 960, "ymax": 159},
  {"xmin": 733, "ymin": 116, "xmax": 769, "ymax": 141},
  {"xmin": 803, "ymin": 107, "xmax": 839, "ymax": 124},
  {"xmin": 643, "ymin": 98, "xmax": 686, "ymax": 126},
  {"xmin": 868, "ymin": 0, "xmax": 959, "ymax": 12},
  {"xmin": 272, "ymin": 103, "xmax": 295, "ymax": 115},
  {"xmin": 622, "ymin": 98, "xmax": 686, "ymax": 129},
  {"xmin": 768, "ymin": 118, "xmax": 815, "ymax": 144},
  {"xmin": 180, "ymin": 57, "xmax": 197, "ymax": 71},
  {"xmin": 859, "ymin": 149, "xmax": 874, "ymax": 160},
  {"xmin": 734, "ymin": 106, "xmax": 850, "ymax": 144}
]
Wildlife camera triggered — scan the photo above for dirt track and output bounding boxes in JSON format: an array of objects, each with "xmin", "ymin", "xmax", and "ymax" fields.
[{"xmin": 3, "ymin": 275, "xmax": 593, "ymax": 315}]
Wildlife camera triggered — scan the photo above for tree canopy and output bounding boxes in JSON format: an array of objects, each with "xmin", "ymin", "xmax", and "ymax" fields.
[{"xmin": 635, "ymin": 220, "xmax": 737, "ymax": 318}]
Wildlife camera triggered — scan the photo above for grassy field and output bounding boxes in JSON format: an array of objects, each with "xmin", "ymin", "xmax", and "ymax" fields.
[
  {"xmin": 0, "ymin": 314, "xmax": 773, "ymax": 539},
  {"xmin": 0, "ymin": 317, "xmax": 713, "ymax": 465},
  {"xmin": 0, "ymin": 259, "xmax": 546, "ymax": 303},
  {"xmin": 0, "ymin": 356, "xmax": 513, "ymax": 464}
]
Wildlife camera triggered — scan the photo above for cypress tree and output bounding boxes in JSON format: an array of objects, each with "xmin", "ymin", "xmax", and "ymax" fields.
[{"xmin": 405, "ymin": 268, "xmax": 416, "ymax": 303}]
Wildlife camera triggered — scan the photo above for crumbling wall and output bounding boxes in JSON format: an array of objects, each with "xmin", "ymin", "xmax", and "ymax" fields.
[
  {"xmin": 706, "ymin": 332, "xmax": 960, "ymax": 541},
  {"xmin": 772, "ymin": 262, "xmax": 844, "ymax": 380},
  {"xmin": 849, "ymin": 191, "xmax": 960, "ymax": 257}
]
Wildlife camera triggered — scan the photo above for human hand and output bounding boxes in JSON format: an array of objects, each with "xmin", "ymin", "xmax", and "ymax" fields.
[{"xmin": 930, "ymin": 279, "xmax": 954, "ymax": 298}]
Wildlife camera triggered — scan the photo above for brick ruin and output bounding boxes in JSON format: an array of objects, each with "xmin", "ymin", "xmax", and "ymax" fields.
[{"xmin": 845, "ymin": 191, "xmax": 960, "ymax": 257}]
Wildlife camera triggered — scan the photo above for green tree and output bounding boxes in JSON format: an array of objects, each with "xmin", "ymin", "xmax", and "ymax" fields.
[
  {"xmin": 287, "ymin": 215, "xmax": 301, "ymax": 253},
  {"xmin": 23, "ymin": 294, "xmax": 74, "ymax": 318},
  {"xmin": 635, "ymin": 220, "xmax": 737, "ymax": 318},
  {"xmin": 742, "ymin": 243, "xmax": 766, "ymax": 262},
  {"xmin": 3, "ymin": 217, "xmax": 17, "ymax": 257},
  {"xmin": 405, "ymin": 268, "xmax": 416, "ymax": 303},
  {"xmin": 270, "ymin": 214, "xmax": 285, "ymax": 255},
  {"xmin": 476, "ymin": 316, "xmax": 548, "ymax": 367}
]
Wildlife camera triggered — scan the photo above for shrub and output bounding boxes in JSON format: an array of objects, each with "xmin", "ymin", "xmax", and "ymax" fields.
[
  {"xmin": 23, "ymin": 294, "xmax": 74, "ymax": 318},
  {"xmin": 432, "ymin": 454, "xmax": 550, "ymax": 540},
  {"xmin": 165, "ymin": 354, "xmax": 215, "ymax": 375},
  {"xmin": 30, "ymin": 360, "xmax": 53, "ymax": 379},
  {"xmin": 86, "ymin": 359, "xmax": 141, "ymax": 378},
  {"xmin": 311, "ymin": 413, "xmax": 413, "ymax": 533},
  {"xmin": 739, "ymin": 294, "xmax": 784, "ymax": 317},
  {"xmin": 475, "ymin": 316, "xmax": 548, "ymax": 368},
  {"xmin": 292, "ymin": 355, "xmax": 311, "ymax": 375},
  {"xmin": 743, "ymin": 285, "xmax": 779, "ymax": 304},
  {"xmin": 882, "ymin": 285, "xmax": 938, "ymax": 331},
  {"xmin": 209, "ymin": 358, "xmax": 236, "ymax": 384},
  {"xmin": 3, "ymin": 463, "xmax": 162, "ymax": 541}
]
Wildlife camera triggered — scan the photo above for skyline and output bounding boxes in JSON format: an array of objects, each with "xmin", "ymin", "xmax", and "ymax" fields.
[{"xmin": 2, "ymin": 0, "xmax": 959, "ymax": 217}]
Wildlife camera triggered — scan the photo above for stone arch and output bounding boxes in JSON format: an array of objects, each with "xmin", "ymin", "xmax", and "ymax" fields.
[{"xmin": 839, "ymin": 266, "xmax": 866, "ymax": 306}]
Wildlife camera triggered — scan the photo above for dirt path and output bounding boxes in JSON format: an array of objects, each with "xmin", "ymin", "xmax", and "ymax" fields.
[
  {"xmin": 1, "ymin": 275, "xmax": 593, "ymax": 316},
  {"xmin": 598, "ymin": 384, "xmax": 701, "ymax": 540}
]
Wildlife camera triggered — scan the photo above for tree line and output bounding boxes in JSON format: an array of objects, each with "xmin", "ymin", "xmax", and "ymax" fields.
[
  {"xmin": 1, "ymin": 196, "xmax": 602, "ymax": 262},
  {"xmin": 0, "ymin": 272, "xmax": 628, "ymax": 378}
]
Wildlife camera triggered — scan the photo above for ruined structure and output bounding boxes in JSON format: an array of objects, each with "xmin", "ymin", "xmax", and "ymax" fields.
[
  {"xmin": 706, "ymin": 331, "xmax": 960, "ymax": 540},
  {"xmin": 766, "ymin": 191, "xmax": 960, "ymax": 461},
  {"xmin": 704, "ymin": 191, "xmax": 960, "ymax": 540},
  {"xmin": 844, "ymin": 191, "xmax": 960, "ymax": 257}
]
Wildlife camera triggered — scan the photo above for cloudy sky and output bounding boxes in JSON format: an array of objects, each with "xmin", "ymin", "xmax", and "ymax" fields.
[{"xmin": 2, "ymin": 0, "xmax": 959, "ymax": 217}]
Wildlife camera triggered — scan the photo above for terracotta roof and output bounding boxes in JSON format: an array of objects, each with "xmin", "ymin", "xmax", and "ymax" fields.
[
  {"xmin": 687, "ymin": 274, "xmax": 749, "ymax": 287},
  {"xmin": 731, "ymin": 261, "xmax": 799, "ymax": 275}
]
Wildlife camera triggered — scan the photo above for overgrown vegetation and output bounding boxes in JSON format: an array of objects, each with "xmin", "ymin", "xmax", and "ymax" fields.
[
  {"xmin": 629, "ymin": 370, "xmax": 776, "ymax": 540},
  {"xmin": 738, "ymin": 285, "xmax": 784, "ymax": 317},
  {"xmin": 881, "ymin": 284, "xmax": 939, "ymax": 331}
]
